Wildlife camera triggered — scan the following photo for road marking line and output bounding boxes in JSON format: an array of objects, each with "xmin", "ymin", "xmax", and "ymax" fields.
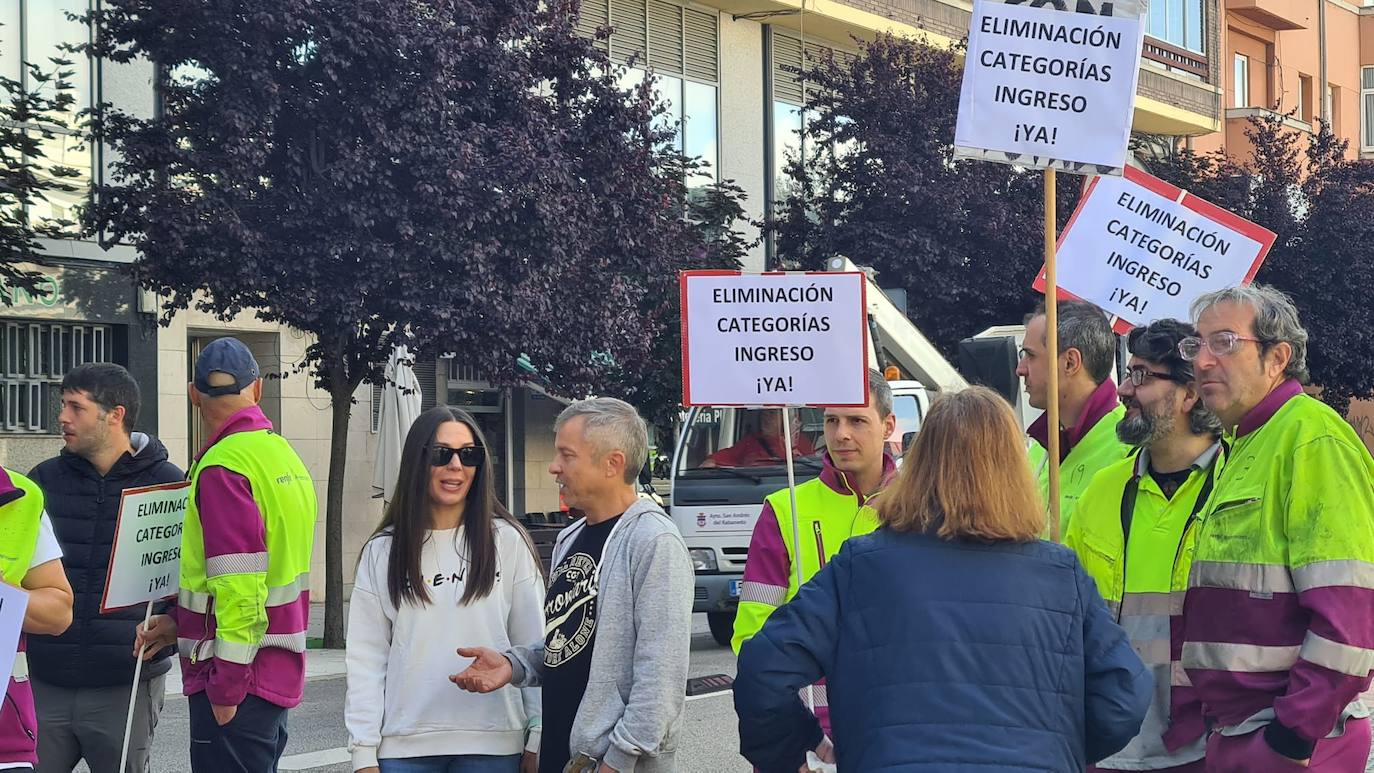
[
  {"xmin": 279, "ymin": 746, "xmax": 351, "ymax": 770},
  {"xmin": 686, "ymin": 689, "xmax": 733, "ymax": 702}
]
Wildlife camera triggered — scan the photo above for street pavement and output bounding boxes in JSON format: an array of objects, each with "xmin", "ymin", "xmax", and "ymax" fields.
[
  {"xmin": 98, "ymin": 614, "xmax": 749, "ymax": 773},
  {"xmin": 80, "ymin": 607, "xmax": 1374, "ymax": 772}
]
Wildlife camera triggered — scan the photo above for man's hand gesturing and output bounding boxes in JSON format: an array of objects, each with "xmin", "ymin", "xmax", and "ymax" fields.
[{"xmin": 450, "ymin": 646, "xmax": 514, "ymax": 693}]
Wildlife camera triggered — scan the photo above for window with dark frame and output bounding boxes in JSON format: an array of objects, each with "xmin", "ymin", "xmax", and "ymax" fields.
[
  {"xmin": 0, "ymin": 0, "xmax": 95, "ymax": 232},
  {"xmin": 0, "ymin": 320, "xmax": 113, "ymax": 434}
]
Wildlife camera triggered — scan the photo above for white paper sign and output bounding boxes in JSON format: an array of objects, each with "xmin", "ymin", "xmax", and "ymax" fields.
[
  {"xmin": 0, "ymin": 583, "xmax": 28, "ymax": 699},
  {"xmin": 1043, "ymin": 166, "xmax": 1277, "ymax": 327},
  {"xmin": 101, "ymin": 482, "xmax": 190, "ymax": 613},
  {"xmin": 954, "ymin": 0, "xmax": 1145, "ymax": 175},
  {"xmin": 680, "ymin": 272, "xmax": 868, "ymax": 407}
]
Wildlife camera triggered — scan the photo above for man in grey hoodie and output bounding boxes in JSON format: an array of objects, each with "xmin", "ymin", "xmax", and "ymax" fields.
[{"xmin": 453, "ymin": 397, "xmax": 693, "ymax": 773}]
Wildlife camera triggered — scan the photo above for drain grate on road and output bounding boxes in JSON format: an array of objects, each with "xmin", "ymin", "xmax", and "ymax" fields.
[{"xmin": 686, "ymin": 673, "xmax": 735, "ymax": 697}]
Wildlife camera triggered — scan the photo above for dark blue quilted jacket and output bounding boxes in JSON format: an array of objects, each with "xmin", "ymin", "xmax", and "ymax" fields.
[
  {"xmin": 735, "ymin": 527, "xmax": 1152, "ymax": 772},
  {"xmin": 28, "ymin": 435, "xmax": 184, "ymax": 687}
]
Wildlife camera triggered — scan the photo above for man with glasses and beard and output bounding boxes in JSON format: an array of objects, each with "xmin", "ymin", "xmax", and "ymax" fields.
[{"xmin": 1066, "ymin": 319, "xmax": 1224, "ymax": 773}]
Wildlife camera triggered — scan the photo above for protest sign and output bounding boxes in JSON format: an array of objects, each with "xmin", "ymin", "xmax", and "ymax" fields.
[
  {"xmin": 0, "ymin": 583, "xmax": 27, "ymax": 700},
  {"xmin": 101, "ymin": 481, "xmax": 190, "ymax": 613},
  {"xmin": 1033, "ymin": 166, "xmax": 1277, "ymax": 329},
  {"xmin": 679, "ymin": 271, "xmax": 868, "ymax": 407},
  {"xmin": 954, "ymin": 0, "xmax": 1146, "ymax": 175}
]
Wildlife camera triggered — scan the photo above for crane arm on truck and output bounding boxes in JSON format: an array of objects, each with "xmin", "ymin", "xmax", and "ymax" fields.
[{"xmin": 824, "ymin": 255, "xmax": 968, "ymax": 394}]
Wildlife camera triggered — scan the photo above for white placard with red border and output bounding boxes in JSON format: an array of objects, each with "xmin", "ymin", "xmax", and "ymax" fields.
[
  {"xmin": 1034, "ymin": 166, "xmax": 1278, "ymax": 330},
  {"xmin": 101, "ymin": 481, "xmax": 190, "ymax": 614},
  {"xmin": 680, "ymin": 271, "xmax": 869, "ymax": 407}
]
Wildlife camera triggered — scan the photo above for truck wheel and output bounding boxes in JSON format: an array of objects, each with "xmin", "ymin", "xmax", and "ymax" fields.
[{"xmin": 707, "ymin": 611, "xmax": 735, "ymax": 648}]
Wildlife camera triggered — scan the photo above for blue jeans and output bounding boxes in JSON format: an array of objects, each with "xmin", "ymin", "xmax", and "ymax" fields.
[{"xmin": 378, "ymin": 754, "xmax": 522, "ymax": 773}]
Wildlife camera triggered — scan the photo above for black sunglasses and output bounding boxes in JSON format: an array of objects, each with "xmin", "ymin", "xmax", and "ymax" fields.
[{"xmin": 425, "ymin": 445, "xmax": 485, "ymax": 468}]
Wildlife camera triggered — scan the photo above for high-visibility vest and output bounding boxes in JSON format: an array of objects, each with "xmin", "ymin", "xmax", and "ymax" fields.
[
  {"xmin": 1182, "ymin": 393, "xmax": 1374, "ymax": 737},
  {"xmin": 0, "ymin": 469, "xmax": 44, "ymax": 765},
  {"xmin": 1030, "ymin": 404, "xmax": 1131, "ymax": 534},
  {"xmin": 0, "ymin": 470, "xmax": 42, "ymax": 585},
  {"xmin": 1067, "ymin": 443, "xmax": 1225, "ymax": 767},
  {"xmin": 182, "ymin": 429, "xmax": 316, "ymax": 665},
  {"xmin": 731, "ymin": 476, "xmax": 878, "ymax": 654}
]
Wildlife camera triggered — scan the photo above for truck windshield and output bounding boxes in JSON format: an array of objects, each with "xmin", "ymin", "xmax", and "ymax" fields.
[
  {"xmin": 677, "ymin": 407, "xmax": 827, "ymax": 474},
  {"xmin": 888, "ymin": 392, "xmax": 923, "ymax": 457}
]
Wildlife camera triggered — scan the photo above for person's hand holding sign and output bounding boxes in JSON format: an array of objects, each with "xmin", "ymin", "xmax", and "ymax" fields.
[{"xmin": 133, "ymin": 613, "xmax": 177, "ymax": 660}]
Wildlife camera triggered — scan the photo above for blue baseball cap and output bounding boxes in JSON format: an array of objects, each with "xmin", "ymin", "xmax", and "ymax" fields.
[{"xmin": 194, "ymin": 337, "xmax": 260, "ymax": 396}]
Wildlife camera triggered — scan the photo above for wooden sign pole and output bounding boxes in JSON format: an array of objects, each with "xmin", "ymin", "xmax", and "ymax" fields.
[{"xmin": 1045, "ymin": 169, "xmax": 1063, "ymax": 542}]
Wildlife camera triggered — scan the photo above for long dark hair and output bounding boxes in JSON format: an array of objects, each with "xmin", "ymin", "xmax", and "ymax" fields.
[{"xmin": 372, "ymin": 406, "xmax": 540, "ymax": 607}]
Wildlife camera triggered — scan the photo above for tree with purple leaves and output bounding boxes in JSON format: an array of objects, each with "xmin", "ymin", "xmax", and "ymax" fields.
[
  {"xmin": 770, "ymin": 33, "xmax": 1078, "ymax": 357},
  {"xmin": 84, "ymin": 0, "xmax": 746, "ymax": 646},
  {"xmin": 1142, "ymin": 115, "xmax": 1374, "ymax": 415}
]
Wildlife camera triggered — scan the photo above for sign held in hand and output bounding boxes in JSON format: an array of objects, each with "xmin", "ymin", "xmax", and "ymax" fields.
[
  {"xmin": 954, "ymin": 0, "xmax": 1146, "ymax": 175},
  {"xmin": 1034, "ymin": 166, "xmax": 1277, "ymax": 328},
  {"xmin": 680, "ymin": 271, "xmax": 868, "ymax": 407},
  {"xmin": 101, "ymin": 481, "xmax": 190, "ymax": 614}
]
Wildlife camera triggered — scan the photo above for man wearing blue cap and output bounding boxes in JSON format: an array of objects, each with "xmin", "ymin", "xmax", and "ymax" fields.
[{"xmin": 135, "ymin": 337, "xmax": 316, "ymax": 773}]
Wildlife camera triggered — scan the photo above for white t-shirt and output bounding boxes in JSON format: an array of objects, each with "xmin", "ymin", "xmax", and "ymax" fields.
[
  {"xmin": 31, "ymin": 514, "xmax": 61, "ymax": 568},
  {"xmin": 1, "ymin": 513, "xmax": 63, "ymax": 770}
]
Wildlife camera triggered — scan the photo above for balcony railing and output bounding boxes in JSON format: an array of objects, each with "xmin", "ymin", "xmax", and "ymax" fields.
[{"xmin": 1142, "ymin": 37, "xmax": 1209, "ymax": 80}]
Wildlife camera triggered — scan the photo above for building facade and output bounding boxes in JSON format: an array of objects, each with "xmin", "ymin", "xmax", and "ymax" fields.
[
  {"xmin": 2, "ymin": 0, "xmax": 1249, "ymax": 601},
  {"xmin": 1191, "ymin": 0, "xmax": 1374, "ymax": 159}
]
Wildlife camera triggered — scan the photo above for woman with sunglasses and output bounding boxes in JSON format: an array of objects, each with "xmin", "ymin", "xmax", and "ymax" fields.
[{"xmin": 347, "ymin": 406, "xmax": 545, "ymax": 773}]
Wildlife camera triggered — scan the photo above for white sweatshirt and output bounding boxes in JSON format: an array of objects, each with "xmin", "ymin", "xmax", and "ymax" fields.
[{"xmin": 345, "ymin": 520, "xmax": 544, "ymax": 770}]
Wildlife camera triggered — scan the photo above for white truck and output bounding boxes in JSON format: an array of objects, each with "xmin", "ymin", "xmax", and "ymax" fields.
[{"xmin": 669, "ymin": 257, "xmax": 969, "ymax": 646}]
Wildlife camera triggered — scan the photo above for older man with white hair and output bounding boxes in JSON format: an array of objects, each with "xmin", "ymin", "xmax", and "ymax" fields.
[
  {"xmin": 453, "ymin": 397, "xmax": 693, "ymax": 773},
  {"xmin": 1178, "ymin": 285, "xmax": 1374, "ymax": 771}
]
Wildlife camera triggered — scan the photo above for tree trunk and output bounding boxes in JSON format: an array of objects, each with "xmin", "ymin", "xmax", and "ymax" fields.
[{"xmin": 322, "ymin": 372, "xmax": 353, "ymax": 649}]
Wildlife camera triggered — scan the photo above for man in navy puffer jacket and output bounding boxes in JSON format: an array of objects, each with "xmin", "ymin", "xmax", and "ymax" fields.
[
  {"xmin": 28, "ymin": 364, "xmax": 183, "ymax": 773},
  {"xmin": 735, "ymin": 527, "xmax": 1152, "ymax": 772}
]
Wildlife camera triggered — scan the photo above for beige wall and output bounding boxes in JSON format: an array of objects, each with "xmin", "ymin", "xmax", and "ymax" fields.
[
  {"xmin": 519, "ymin": 392, "xmax": 565, "ymax": 515},
  {"xmin": 718, "ymin": 13, "xmax": 768, "ymax": 272},
  {"xmin": 0, "ymin": 437, "xmax": 62, "ymax": 476},
  {"xmin": 1233, "ymin": 27, "xmax": 1274, "ymax": 109},
  {"xmin": 1363, "ymin": 15, "xmax": 1374, "ymax": 66}
]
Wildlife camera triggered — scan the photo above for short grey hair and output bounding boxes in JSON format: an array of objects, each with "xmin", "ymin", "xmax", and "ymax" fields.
[
  {"xmin": 868, "ymin": 369, "xmax": 893, "ymax": 418},
  {"xmin": 555, "ymin": 397, "xmax": 649, "ymax": 484},
  {"xmin": 1191, "ymin": 284, "xmax": 1309, "ymax": 383},
  {"xmin": 1030, "ymin": 300, "xmax": 1117, "ymax": 384}
]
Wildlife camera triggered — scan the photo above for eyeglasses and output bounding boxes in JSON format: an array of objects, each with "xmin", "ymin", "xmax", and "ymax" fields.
[
  {"xmin": 1178, "ymin": 332, "xmax": 1265, "ymax": 361},
  {"xmin": 426, "ymin": 445, "xmax": 484, "ymax": 468},
  {"xmin": 1124, "ymin": 367, "xmax": 1176, "ymax": 387}
]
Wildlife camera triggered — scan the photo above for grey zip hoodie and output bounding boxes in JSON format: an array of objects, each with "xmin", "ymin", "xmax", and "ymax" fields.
[{"xmin": 506, "ymin": 498, "xmax": 693, "ymax": 772}]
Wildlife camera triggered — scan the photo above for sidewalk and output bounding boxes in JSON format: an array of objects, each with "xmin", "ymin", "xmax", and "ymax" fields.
[{"xmin": 163, "ymin": 602, "xmax": 349, "ymax": 697}]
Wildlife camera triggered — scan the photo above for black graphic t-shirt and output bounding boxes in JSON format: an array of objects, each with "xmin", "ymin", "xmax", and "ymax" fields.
[{"xmin": 539, "ymin": 515, "xmax": 621, "ymax": 773}]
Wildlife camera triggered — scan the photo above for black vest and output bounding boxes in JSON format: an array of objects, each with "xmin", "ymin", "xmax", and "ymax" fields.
[{"xmin": 27, "ymin": 436, "xmax": 185, "ymax": 688}]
